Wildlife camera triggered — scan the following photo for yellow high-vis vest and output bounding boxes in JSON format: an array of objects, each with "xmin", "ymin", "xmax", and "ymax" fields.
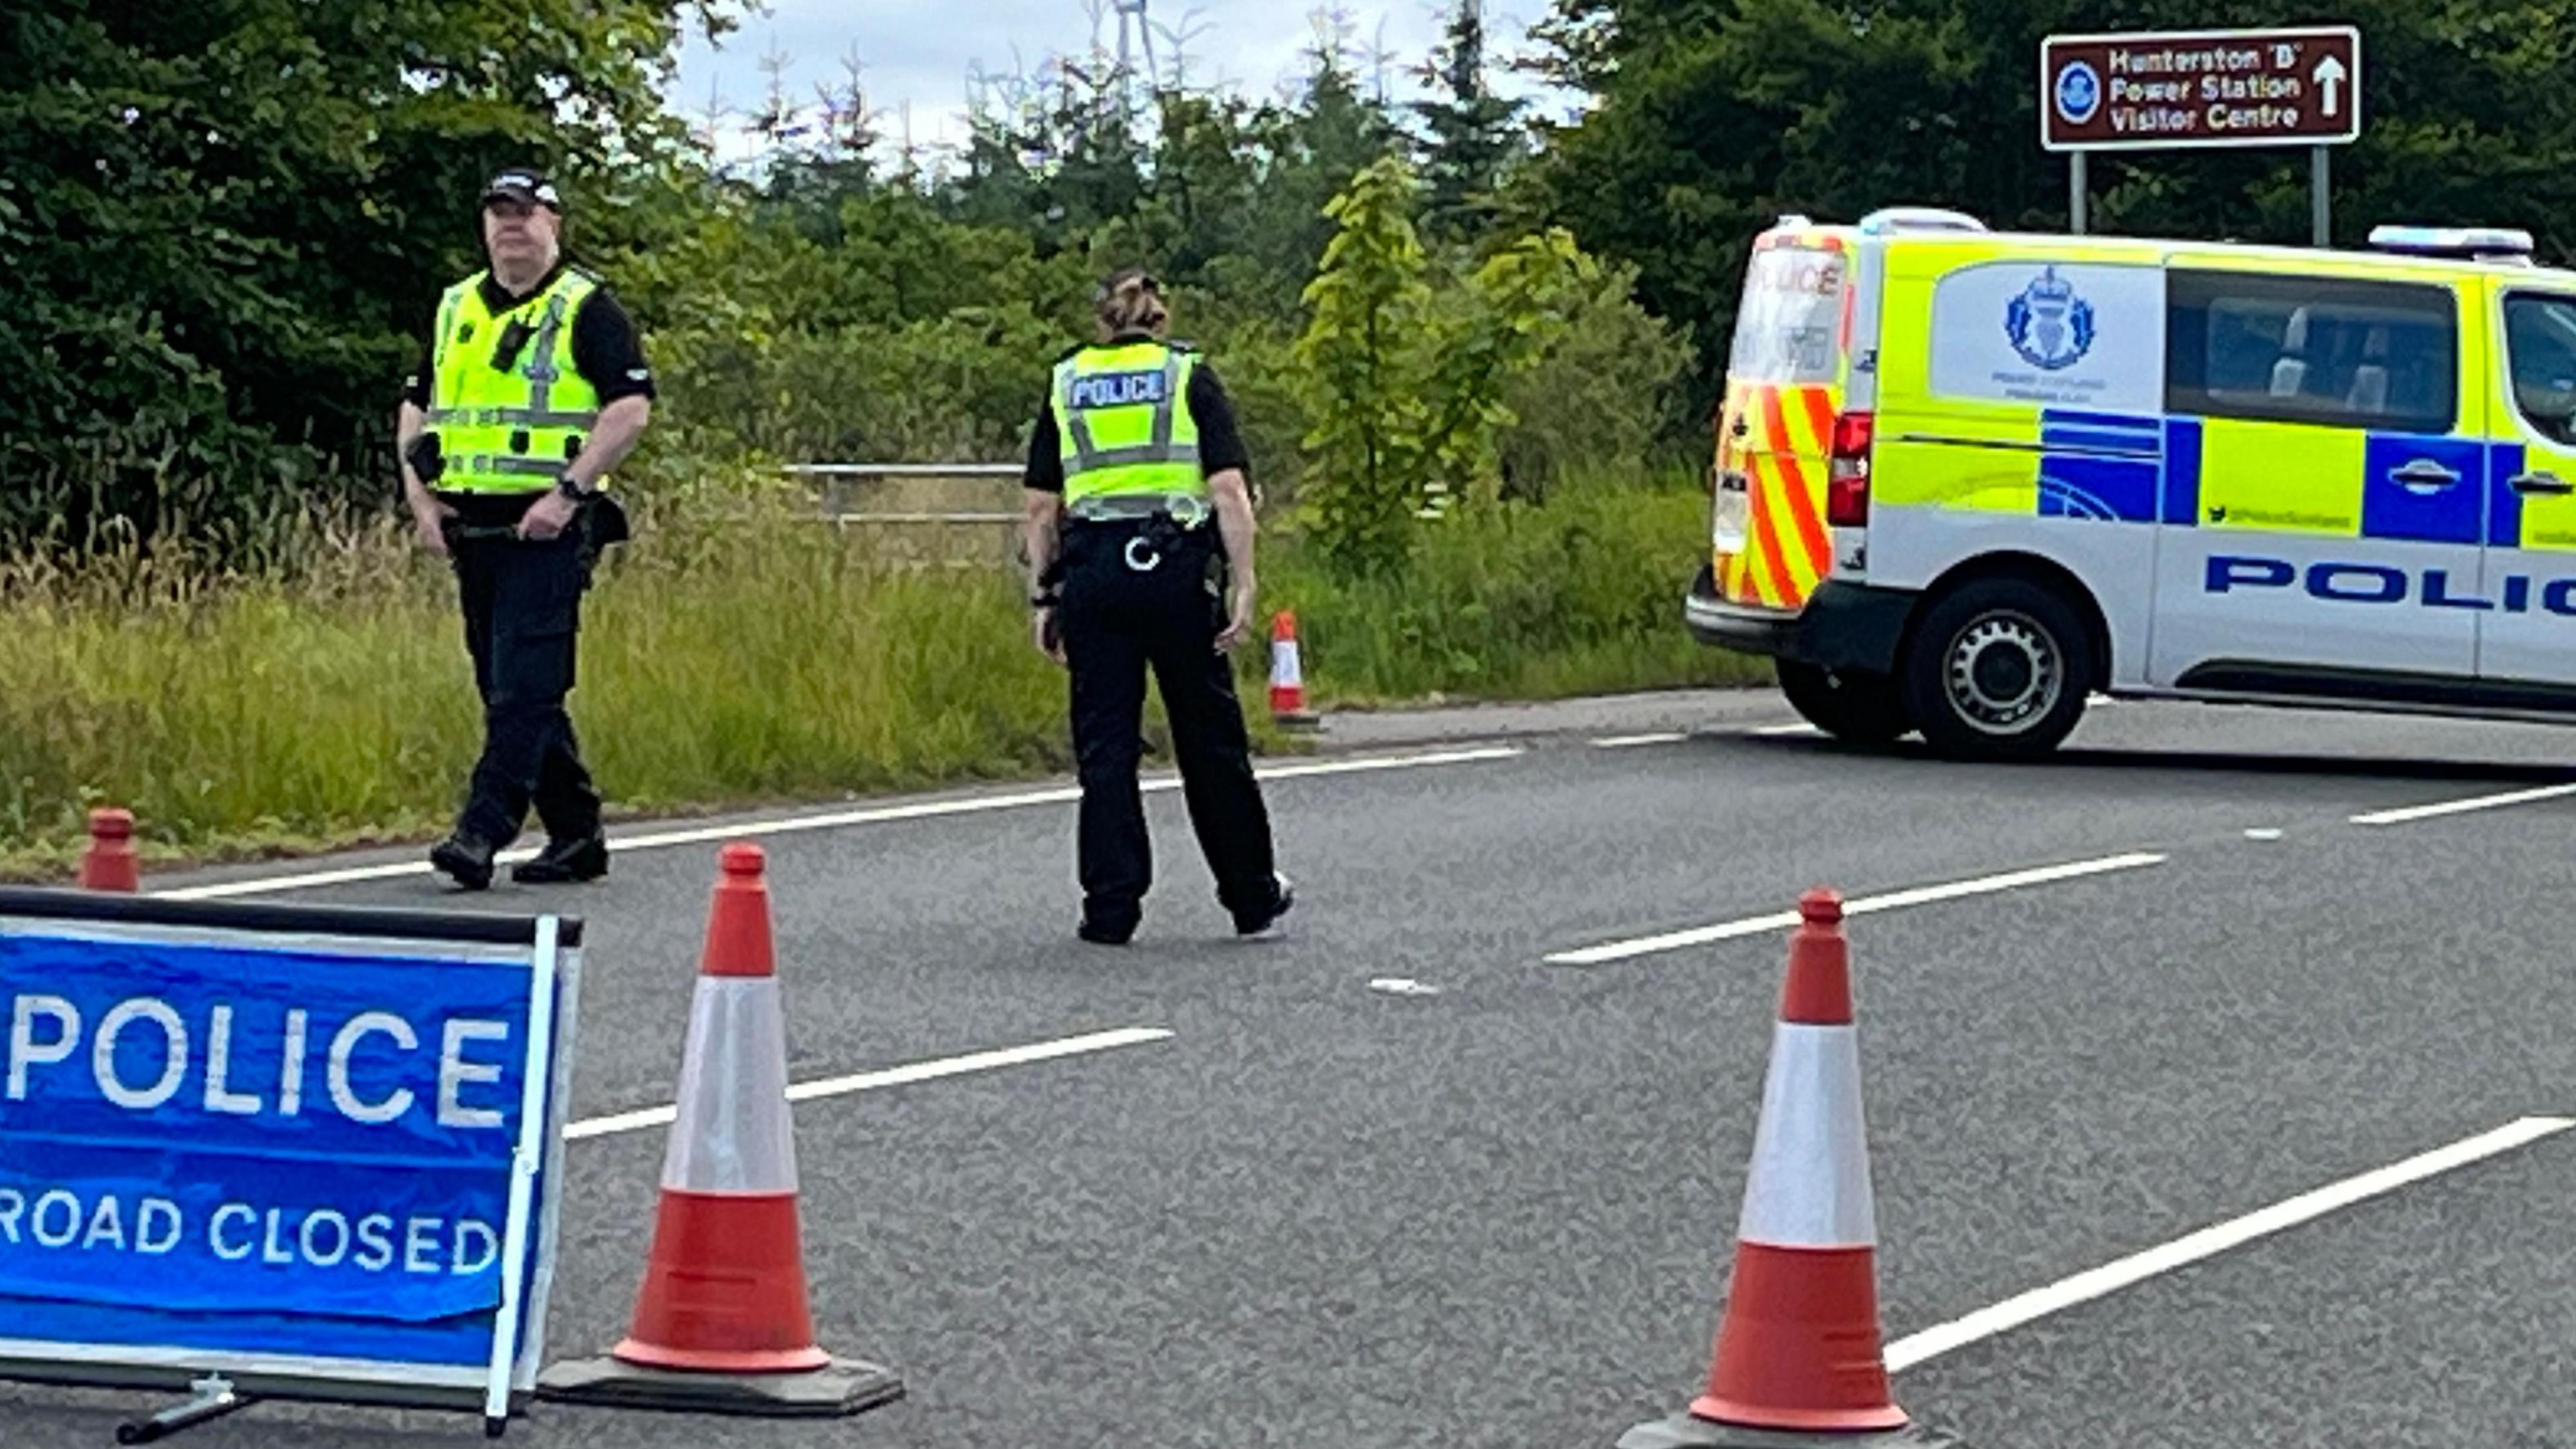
[
  {"xmin": 426, "ymin": 268, "xmax": 601, "ymax": 494},
  {"xmin": 1053, "ymin": 341, "xmax": 1206, "ymax": 507}
]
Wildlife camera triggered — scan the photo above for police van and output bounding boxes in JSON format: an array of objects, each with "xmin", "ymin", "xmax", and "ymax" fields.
[{"xmin": 1685, "ymin": 209, "xmax": 2576, "ymax": 758}]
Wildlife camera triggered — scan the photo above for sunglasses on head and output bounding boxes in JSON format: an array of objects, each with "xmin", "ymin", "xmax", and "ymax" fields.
[{"xmin": 1097, "ymin": 272, "xmax": 1161, "ymax": 302}]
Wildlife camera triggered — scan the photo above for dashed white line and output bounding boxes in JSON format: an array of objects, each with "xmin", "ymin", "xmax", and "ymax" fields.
[
  {"xmin": 1593, "ymin": 733, "xmax": 1690, "ymax": 749},
  {"xmin": 1886, "ymin": 1114, "xmax": 2575, "ymax": 1373},
  {"xmin": 563, "ymin": 1026, "xmax": 1174, "ymax": 1141},
  {"xmin": 155, "ymin": 745, "xmax": 1523, "ymax": 901},
  {"xmin": 1754, "ymin": 722, "xmax": 1822, "ymax": 737},
  {"xmin": 1546, "ymin": 852, "xmax": 2168, "ymax": 966},
  {"xmin": 2348, "ymin": 783, "xmax": 2576, "ymax": 827}
]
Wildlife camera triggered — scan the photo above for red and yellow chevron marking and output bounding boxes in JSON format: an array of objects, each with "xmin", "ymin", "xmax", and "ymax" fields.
[{"xmin": 1715, "ymin": 382, "xmax": 1839, "ymax": 610}]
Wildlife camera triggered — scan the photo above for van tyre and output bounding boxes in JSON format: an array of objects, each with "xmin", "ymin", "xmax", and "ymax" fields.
[
  {"xmin": 1776, "ymin": 661, "xmax": 1911, "ymax": 745},
  {"xmin": 1900, "ymin": 578, "xmax": 2094, "ymax": 760}
]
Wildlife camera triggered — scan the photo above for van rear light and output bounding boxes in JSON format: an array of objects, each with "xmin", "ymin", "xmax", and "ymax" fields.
[{"xmin": 1827, "ymin": 410, "xmax": 1873, "ymax": 527}]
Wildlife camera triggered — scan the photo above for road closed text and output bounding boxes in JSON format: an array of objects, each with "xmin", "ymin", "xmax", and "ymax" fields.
[
  {"xmin": 5, "ymin": 994, "xmax": 513, "ymax": 1131},
  {"xmin": 0, "ymin": 1187, "xmax": 498, "ymax": 1277}
]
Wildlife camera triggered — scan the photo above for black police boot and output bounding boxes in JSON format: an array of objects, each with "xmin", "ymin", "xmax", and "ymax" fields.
[
  {"xmin": 1078, "ymin": 903, "xmax": 1139, "ymax": 947},
  {"xmin": 511, "ymin": 832, "xmax": 609, "ymax": 885},
  {"xmin": 429, "ymin": 832, "xmax": 497, "ymax": 892},
  {"xmin": 1232, "ymin": 873, "xmax": 1295, "ymax": 938}
]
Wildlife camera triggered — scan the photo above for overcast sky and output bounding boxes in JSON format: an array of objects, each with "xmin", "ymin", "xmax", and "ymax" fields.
[{"xmin": 667, "ymin": 0, "xmax": 1578, "ymax": 169}]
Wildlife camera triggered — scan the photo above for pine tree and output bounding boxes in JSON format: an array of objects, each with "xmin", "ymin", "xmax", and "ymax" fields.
[{"xmin": 1411, "ymin": 0, "xmax": 1525, "ymax": 241}]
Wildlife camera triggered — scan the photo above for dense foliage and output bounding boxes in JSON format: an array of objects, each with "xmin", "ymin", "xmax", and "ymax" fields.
[{"xmin": 10, "ymin": 0, "xmax": 2570, "ymax": 561}]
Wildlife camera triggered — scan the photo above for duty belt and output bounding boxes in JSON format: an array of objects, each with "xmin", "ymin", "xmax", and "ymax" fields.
[
  {"xmin": 1067, "ymin": 492, "xmax": 1210, "ymax": 528},
  {"xmin": 1067, "ymin": 494, "xmax": 1210, "ymax": 572}
]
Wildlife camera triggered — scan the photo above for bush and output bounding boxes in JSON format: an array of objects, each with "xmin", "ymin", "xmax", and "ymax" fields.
[
  {"xmin": 1495, "ymin": 263, "xmax": 1699, "ymax": 502},
  {"xmin": 1261, "ymin": 468, "xmax": 1764, "ymax": 704}
]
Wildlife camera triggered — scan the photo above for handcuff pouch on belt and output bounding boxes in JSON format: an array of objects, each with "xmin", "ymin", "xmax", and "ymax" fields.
[{"xmin": 1117, "ymin": 494, "xmax": 1211, "ymax": 574}]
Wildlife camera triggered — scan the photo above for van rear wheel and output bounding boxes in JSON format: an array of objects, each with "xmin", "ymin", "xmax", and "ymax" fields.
[
  {"xmin": 1776, "ymin": 661, "xmax": 1911, "ymax": 745},
  {"xmin": 1900, "ymin": 578, "xmax": 2093, "ymax": 760}
]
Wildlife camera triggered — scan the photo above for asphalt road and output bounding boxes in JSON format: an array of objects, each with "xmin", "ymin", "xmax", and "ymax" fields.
[{"xmin": 10, "ymin": 690, "xmax": 2576, "ymax": 1448}]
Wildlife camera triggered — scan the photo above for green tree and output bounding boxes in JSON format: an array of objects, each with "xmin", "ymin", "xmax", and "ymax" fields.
[
  {"xmin": 0, "ymin": 0, "xmax": 727, "ymax": 545},
  {"xmin": 1533, "ymin": 0, "xmax": 2576, "ymax": 402},
  {"xmin": 1418, "ymin": 229, "xmax": 1595, "ymax": 507},
  {"xmin": 1295, "ymin": 159, "xmax": 1636, "ymax": 569},
  {"xmin": 1411, "ymin": 0, "xmax": 1526, "ymax": 241},
  {"xmin": 1294, "ymin": 156, "xmax": 1436, "ymax": 576}
]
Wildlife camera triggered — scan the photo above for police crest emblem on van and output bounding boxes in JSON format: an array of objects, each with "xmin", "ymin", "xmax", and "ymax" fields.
[{"xmin": 2006, "ymin": 266, "xmax": 2095, "ymax": 371}]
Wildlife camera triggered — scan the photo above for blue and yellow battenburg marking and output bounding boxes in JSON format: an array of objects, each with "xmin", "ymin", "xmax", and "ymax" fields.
[
  {"xmin": 2033, "ymin": 410, "xmax": 2161, "ymax": 522},
  {"xmin": 1966, "ymin": 410, "xmax": 2573, "ymax": 554}
]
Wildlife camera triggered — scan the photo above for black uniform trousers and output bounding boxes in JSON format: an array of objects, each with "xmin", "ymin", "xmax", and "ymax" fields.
[
  {"xmin": 448, "ymin": 519, "xmax": 601, "ymax": 851},
  {"xmin": 1057, "ymin": 518, "xmax": 1277, "ymax": 932}
]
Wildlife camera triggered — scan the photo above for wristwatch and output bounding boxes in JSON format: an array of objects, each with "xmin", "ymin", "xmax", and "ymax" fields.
[{"xmin": 554, "ymin": 472, "xmax": 591, "ymax": 501}]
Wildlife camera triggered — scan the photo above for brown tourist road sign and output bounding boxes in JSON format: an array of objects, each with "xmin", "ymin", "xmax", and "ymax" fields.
[{"xmin": 2041, "ymin": 27, "xmax": 2362, "ymax": 153}]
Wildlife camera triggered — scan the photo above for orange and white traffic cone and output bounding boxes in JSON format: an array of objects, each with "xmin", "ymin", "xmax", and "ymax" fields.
[
  {"xmin": 540, "ymin": 843, "xmax": 903, "ymax": 1418},
  {"xmin": 1619, "ymin": 890, "xmax": 1956, "ymax": 1448},
  {"xmin": 1268, "ymin": 610, "xmax": 1319, "ymax": 729},
  {"xmin": 79, "ymin": 808, "xmax": 140, "ymax": 893}
]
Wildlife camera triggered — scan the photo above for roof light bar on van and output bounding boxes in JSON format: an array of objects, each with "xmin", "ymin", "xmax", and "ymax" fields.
[
  {"xmin": 1858, "ymin": 207, "xmax": 1988, "ymax": 235},
  {"xmin": 2366, "ymin": 225, "xmax": 2536, "ymax": 261}
]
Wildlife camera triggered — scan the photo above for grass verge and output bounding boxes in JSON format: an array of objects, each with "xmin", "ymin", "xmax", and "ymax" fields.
[{"xmin": 0, "ymin": 474, "xmax": 1763, "ymax": 879}]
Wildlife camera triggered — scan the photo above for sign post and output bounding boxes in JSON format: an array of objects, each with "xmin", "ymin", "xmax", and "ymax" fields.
[
  {"xmin": 0, "ymin": 888, "xmax": 582, "ymax": 1440},
  {"xmin": 2041, "ymin": 26, "xmax": 2362, "ymax": 243}
]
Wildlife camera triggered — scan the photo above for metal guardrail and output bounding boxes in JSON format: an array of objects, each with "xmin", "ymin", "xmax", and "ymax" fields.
[
  {"xmin": 785, "ymin": 462, "xmax": 1450, "ymax": 525},
  {"xmin": 780, "ymin": 463, "xmax": 1023, "ymax": 526},
  {"xmin": 779, "ymin": 464, "xmax": 1022, "ymax": 478}
]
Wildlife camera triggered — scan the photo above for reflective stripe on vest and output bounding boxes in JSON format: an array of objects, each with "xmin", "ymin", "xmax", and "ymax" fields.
[
  {"xmin": 1054, "ymin": 342, "xmax": 1206, "ymax": 506},
  {"xmin": 428, "ymin": 268, "xmax": 604, "ymax": 494}
]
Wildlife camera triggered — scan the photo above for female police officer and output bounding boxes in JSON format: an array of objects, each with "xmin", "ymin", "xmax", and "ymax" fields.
[
  {"xmin": 1021, "ymin": 269, "xmax": 1293, "ymax": 945},
  {"xmin": 395, "ymin": 170, "xmax": 651, "ymax": 891}
]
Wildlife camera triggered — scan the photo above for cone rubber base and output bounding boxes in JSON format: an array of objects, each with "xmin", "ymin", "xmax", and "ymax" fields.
[
  {"xmin": 536, "ymin": 1354, "xmax": 903, "ymax": 1419},
  {"xmin": 1616, "ymin": 1413, "xmax": 1962, "ymax": 1448}
]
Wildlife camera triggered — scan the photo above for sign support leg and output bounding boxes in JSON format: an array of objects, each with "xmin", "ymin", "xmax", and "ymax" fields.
[
  {"xmin": 2312, "ymin": 146, "xmax": 2331, "ymax": 246},
  {"xmin": 115, "ymin": 1375, "xmax": 257, "ymax": 1444},
  {"xmin": 2070, "ymin": 151, "xmax": 2089, "ymax": 235}
]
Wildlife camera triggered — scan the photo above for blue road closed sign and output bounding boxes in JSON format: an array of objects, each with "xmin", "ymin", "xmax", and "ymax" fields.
[{"xmin": 0, "ymin": 889, "xmax": 581, "ymax": 1434}]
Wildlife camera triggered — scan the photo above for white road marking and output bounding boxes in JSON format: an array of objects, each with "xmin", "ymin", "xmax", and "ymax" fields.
[
  {"xmin": 1885, "ymin": 1114, "xmax": 2575, "ymax": 1373},
  {"xmin": 1754, "ymin": 722, "xmax": 1822, "ymax": 737},
  {"xmin": 2348, "ymin": 783, "xmax": 2576, "ymax": 828},
  {"xmin": 1252, "ymin": 746, "xmax": 1521, "ymax": 782},
  {"xmin": 153, "ymin": 746, "xmax": 1523, "ymax": 901},
  {"xmin": 1593, "ymin": 733, "xmax": 1690, "ymax": 749},
  {"xmin": 563, "ymin": 1026, "xmax": 1173, "ymax": 1141},
  {"xmin": 1546, "ymin": 852, "xmax": 2167, "ymax": 966}
]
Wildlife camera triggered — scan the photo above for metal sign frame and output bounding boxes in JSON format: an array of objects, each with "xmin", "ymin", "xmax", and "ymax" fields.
[
  {"xmin": 2039, "ymin": 25, "xmax": 2363, "ymax": 245},
  {"xmin": 0, "ymin": 889, "xmax": 583, "ymax": 1437},
  {"xmin": 2038, "ymin": 26, "xmax": 2363, "ymax": 153}
]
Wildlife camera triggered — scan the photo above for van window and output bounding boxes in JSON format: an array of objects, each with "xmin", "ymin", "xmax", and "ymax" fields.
[
  {"xmin": 1728, "ymin": 244, "xmax": 1847, "ymax": 386},
  {"xmin": 2166, "ymin": 270, "xmax": 2457, "ymax": 434},
  {"xmin": 2504, "ymin": 293, "xmax": 2576, "ymax": 446}
]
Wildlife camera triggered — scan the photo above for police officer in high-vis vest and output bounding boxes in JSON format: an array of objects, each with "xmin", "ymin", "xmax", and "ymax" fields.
[
  {"xmin": 396, "ymin": 170, "xmax": 651, "ymax": 891},
  {"xmin": 1022, "ymin": 268, "xmax": 1293, "ymax": 945}
]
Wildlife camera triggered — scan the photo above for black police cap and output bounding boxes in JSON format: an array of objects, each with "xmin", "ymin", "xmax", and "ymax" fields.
[{"xmin": 482, "ymin": 170, "xmax": 564, "ymax": 213}]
